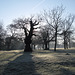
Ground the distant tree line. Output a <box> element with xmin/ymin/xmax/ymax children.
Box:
<box><xmin>0</xmin><ymin>6</ymin><xmax>75</xmax><ymax>52</ymax></box>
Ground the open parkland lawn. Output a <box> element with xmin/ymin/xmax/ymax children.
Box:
<box><xmin>0</xmin><ymin>49</ymin><xmax>75</xmax><ymax>75</ymax></box>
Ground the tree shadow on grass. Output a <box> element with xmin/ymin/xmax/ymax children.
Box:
<box><xmin>35</xmin><ymin>49</ymin><xmax>75</xmax><ymax>55</ymax></box>
<box><xmin>59</xmin><ymin>65</ymin><xmax>75</xmax><ymax>75</ymax></box>
<box><xmin>48</xmin><ymin>49</ymin><xmax>75</xmax><ymax>54</ymax></box>
<box><xmin>2</xmin><ymin>50</ymin><xmax>75</xmax><ymax>75</ymax></box>
<box><xmin>54</xmin><ymin>49</ymin><xmax>75</xmax><ymax>53</ymax></box>
<box><xmin>2</xmin><ymin>52</ymin><xmax>40</xmax><ymax>75</ymax></box>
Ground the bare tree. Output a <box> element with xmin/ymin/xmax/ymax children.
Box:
<box><xmin>42</xmin><ymin>6</ymin><xmax>64</xmax><ymax>51</ymax></box>
<box><xmin>61</xmin><ymin>14</ymin><xmax>75</xmax><ymax>49</ymax></box>
<box><xmin>10</xmin><ymin>17</ymin><xmax>40</xmax><ymax>52</ymax></box>
<box><xmin>40</xmin><ymin>26</ymin><xmax>49</xmax><ymax>50</ymax></box>
<box><xmin>0</xmin><ymin>22</ymin><xmax>6</xmax><ymax>50</ymax></box>
<box><xmin>6</xmin><ymin>24</ymin><xmax>21</xmax><ymax>50</ymax></box>
<box><xmin>39</xmin><ymin>25</ymin><xmax>54</xmax><ymax>50</ymax></box>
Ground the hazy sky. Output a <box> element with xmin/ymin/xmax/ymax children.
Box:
<box><xmin>0</xmin><ymin>0</ymin><xmax>75</xmax><ymax>27</ymax></box>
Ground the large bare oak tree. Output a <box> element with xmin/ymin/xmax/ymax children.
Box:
<box><xmin>9</xmin><ymin>17</ymin><xmax>40</xmax><ymax>52</ymax></box>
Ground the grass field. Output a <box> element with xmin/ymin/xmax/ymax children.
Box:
<box><xmin>0</xmin><ymin>49</ymin><xmax>75</xmax><ymax>75</ymax></box>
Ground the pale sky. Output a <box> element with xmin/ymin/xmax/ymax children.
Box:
<box><xmin>0</xmin><ymin>0</ymin><xmax>75</xmax><ymax>28</ymax></box>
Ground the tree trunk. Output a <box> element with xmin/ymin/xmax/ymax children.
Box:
<box><xmin>54</xmin><ymin>36</ymin><xmax>57</xmax><ymax>51</ymax></box>
<box><xmin>33</xmin><ymin>44</ymin><xmax>35</xmax><ymax>50</ymax></box>
<box><xmin>64</xmin><ymin>37</ymin><xmax>68</xmax><ymax>49</ymax></box>
<box><xmin>68</xmin><ymin>35</ymin><xmax>71</xmax><ymax>48</ymax></box>
<box><xmin>42</xmin><ymin>44</ymin><xmax>44</xmax><ymax>50</ymax></box>
<box><xmin>47</xmin><ymin>42</ymin><xmax>49</xmax><ymax>50</ymax></box>
<box><xmin>64</xmin><ymin>36</ymin><xmax>66</xmax><ymax>49</ymax></box>
<box><xmin>64</xmin><ymin>42</ymin><xmax>66</xmax><ymax>49</ymax></box>
<box><xmin>54</xmin><ymin>28</ymin><xmax>57</xmax><ymax>51</ymax></box>
<box><xmin>24</xmin><ymin>44</ymin><xmax>32</xmax><ymax>52</ymax></box>
<box><xmin>44</xmin><ymin>42</ymin><xmax>49</xmax><ymax>50</ymax></box>
<box><xmin>44</xmin><ymin>43</ymin><xmax>47</xmax><ymax>50</ymax></box>
<box><xmin>24</xmin><ymin>37</ymin><xmax>32</xmax><ymax>52</ymax></box>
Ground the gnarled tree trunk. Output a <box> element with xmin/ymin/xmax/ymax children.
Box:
<box><xmin>24</xmin><ymin>36</ymin><xmax>32</xmax><ymax>52</ymax></box>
